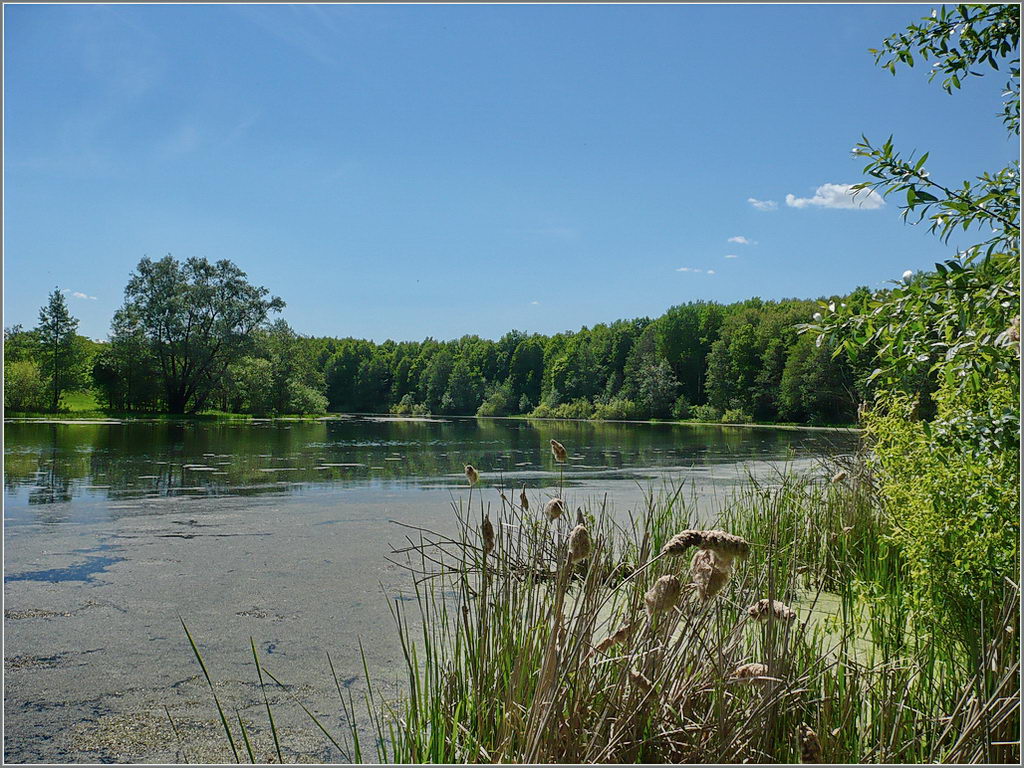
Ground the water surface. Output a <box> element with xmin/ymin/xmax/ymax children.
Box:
<box><xmin>3</xmin><ymin>416</ymin><xmax>857</xmax><ymax>762</ymax></box>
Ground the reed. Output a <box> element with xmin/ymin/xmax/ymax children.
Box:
<box><xmin>355</xmin><ymin>455</ymin><xmax>1019</xmax><ymax>763</ymax></box>
<box><xmin>185</xmin><ymin>448</ymin><xmax>1019</xmax><ymax>764</ymax></box>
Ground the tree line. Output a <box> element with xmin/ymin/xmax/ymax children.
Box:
<box><xmin>4</xmin><ymin>254</ymin><xmax>873</xmax><ymax>425</ymax></box>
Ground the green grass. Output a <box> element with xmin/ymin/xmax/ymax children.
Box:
<box><xmin>61</xmin><ymin>389</ymin><xmax>103</xmax><ymax>412</ymax></box>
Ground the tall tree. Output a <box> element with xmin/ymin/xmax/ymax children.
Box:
<box><xmin>119</xmin><ymin>256</ymin><xmax>284</xmax><ymax>413</ymax></box>
<box><xmin>35</xmin><ymin>288</ymin><xmax>84</xmax><ymax>411</ymax></box>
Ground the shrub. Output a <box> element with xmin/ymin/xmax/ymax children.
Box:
<box><xmin>671</xmin><ymin>394</ymin><xmax>691</xmax><ymax>419</ymax></box>
<box><xmin>530</xmin><ymin>398</ymin><xmax>594</xmax><ymax>420</ymax></box>
<box><xmin>392</xmin><ymin>393</ymin><xmax>428</xmax><ymax>415</ymax></box>
<box><xmin>592</xmin><ymin>398</ymin><xmax>642</xmax><ymax>421</ymax></box>
<box><xmin>690</xmin><ymin>404</ymin><xmax>721</xmax><ymax>422</ymax></box>
<box><xmin>476</xmin><ymin>383</ymin><xmax>514</xmax><ymax>417</ymax></box>
<box><xmin>867</xmin><ymin>382</ymin><xmax>1019</xmax><ymax>645</ymax></box>
<box><xmin>3</xmin><ymin>360</ymin><xmax>48</xmax><ymax>412</ymax></box>
<box><xmin>721</xmin><ymin>407</ymin><xmax>753</xmax><ymax>424</ymax></box>
<box><xmin>286</xmin><ymin>381</ymin><xmax>328</xmax><ymax>414</ymax></box>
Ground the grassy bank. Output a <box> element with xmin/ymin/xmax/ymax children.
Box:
<box><xmin>185</xmin><ymin>448</ymin><xmax>1017</xmax><ymax>764</ymax></box>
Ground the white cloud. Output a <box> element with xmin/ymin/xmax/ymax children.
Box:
<box><xmin>747</xmin><ymin>198</ymin><xmax>778</xmax><ymax>211</ymax></box>
<box><xmin>724</xmin><ymin>254</ymin><xmax>739</xmax><ymax>259</ymax></box>
<box><xmin>727</xmin><ymin>236</ymin><xmax>755</xmax><ymax>245</ymax></box>
<box><xmin>72</xmin><ymin>291</ymin><xmax>97</xmax><ymax>300</ymax></box>
<box><xmin>530</xmin><ymin>300</ymin><xmax>540</xmax><ymax>305</ymax></box>
<box><xmin>676</xmin><ymin>267</ymin><xmax>716</xmax><ymax>274</ymax></box>
<box><xmin>785</xmin><ymin>183</ymin><xmax>885</xmax><ymax>210</ymax></box>
<box><xmin>706</xmin><ymin>269</ymin><xmax>716</xmax><ymax>275</ymax></box>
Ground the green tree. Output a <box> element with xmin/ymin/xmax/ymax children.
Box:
<box><xmin>118</xmin><ymin>256</ymin><xmax>285</xmax><ymax>413</ymax></box>
<box><xmin>442</xmin><ymin>357</ymin><xmax>486</xmax><ymax>414</ymax></box>
<box><xmin>93</xmin><ymin>307</ymin><xmax>161</xmax><ymax>411</ymax></box>
<box><xmin>816</xmin><ymin>4</ymin><xmax>1019</xmax><ymax>644</ymax></box>
<box><xmin>35</xmin><ymin>288</ymin><xmax>87</xmax><ymax>411</ymax></box>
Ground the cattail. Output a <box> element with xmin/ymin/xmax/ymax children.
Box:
<box><xmin>519</xmin><ymin>485</ymin><xmax>529</xmax><ymax>511</ymax></box>
<box><xmin>645</xmin><ymin>575</ymin><xmax>682</xmax><ymax>618</ymax></box>
<box><xmin>662</xmin><ymin>529</ymin><xmax>750</xmax><ymax>563</ymax></box>
<box><xmin>731</xmin><ymin>662</ymin><xmax>768</xmax><ymax>683</ymax></box>
<box><xmin>798</xmin><ymin>724</ymin><xmax>822</xmax><ymax>763</ymax></box>
<box><xmin>628</xmin><ymin>667</ymin><xmax>652</xmax><ymax>695</ymax></box>
<box><xmin>543</xmin><ymin>498</ymin><xmax>565</xmax><ymax>520</ymax></box>
<box><xmin>465</xmin><ymin>464</ymin><xmax>479</xmax><ymax>486</ymax></box>
<box><xmin>831</xmin><ymin>470</ymin><xmax>847</xmax><ymax>484</ymax></box>
<box><xmin>575</xmin><ymin>507</ymin><xmax>585</xmax><ymax>526</ymax></box>
<box><xmin>481</xmin><ymin>515</ymin><xmax>495</xmax><ymax>556</ymax></box>
<box><xmin>567</xmin><ymin>523</ymin><xmax>591</xmax><ymax>565</ymax></box>
<box><xmin>550</xmin><ymin>439</ymin><xmax>567</xmax><ymax>463</ymax></box>
<box><xmin>592</xmin><ymin>620</ymin><xmax>640</xmax><ymax>655</ymax></box>
<box><xmin>690</xmin><ymin>549</ymin><xmax>731</xmax><ymax>599</ymax></box>
<box><xmin>747</xmin><ymin>598</ymin><xmax>797</xmax><ymax>622</ymax></box>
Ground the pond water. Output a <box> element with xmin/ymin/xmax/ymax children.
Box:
<box><xmin>3</xmin><ymin>416</ymin><xmax>858</xmax><ymax>763</ymax></box>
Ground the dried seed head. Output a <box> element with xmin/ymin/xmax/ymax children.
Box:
<box><xmin>690</xmin><ymin>549</ymin><xmax>732</xmax><ymax>599</ymax></box>
<box><xmin>575</xmin><ymin>507</ymin><xmax>585</xmax><ymax>526</ymax></box>
<box><xmin>593</xmin><ymin>619</ymin><xmax>640</xmax><ymax>655</ymax></box>
<box><xmin>519</xmin><ymin>485</ymin><xmax>529</xmax><ymax>511</ymax></box>
<box><xmin>731</xmin><ymin>662</ymin><xmax>769</xmax><ymax>683</ymax></box>
<box><xmin>831</xmin><ymin>470</ymin><xmax>847</xmax><ymax>484</ymax></box>
<box><xmin>567</xmin><ymin>523</ymin><xmax>592</xmax><ymax>565</ymax></box>
<box><xmin>662</xmin><ymin>529</ymin><xmax>750</xmax><ymax>561</ymax></box>
<box><xmin>481</xmin><ymin>515</ymin><xmax>495</xmax><ymax>556</ymax></box>
<box><xmin>841</xmin><ymin>525</ymin><xmax>854</xmax><ymax>534</ymax></box>
<box><xmin>628</xmin><ymin>667</ymin><xmax>652</xmax><ymax>695</ymax></box>
<box><xmin>747</xmin><ymin>599</ymin><xmax>797</xmax><ymax>622</ymax></box>
<box><xmin>550</xmin><ymin>439</ymin><xmax>567</xmax><ymax>463</ymax></box>
<box><xmin>544</xmin><ymin>498</ymin><xmax>565</xmax><ymax>521</ymax></box>
<box><xmin>645</xmin><ymin>574</ymin><xmax>682</xmax><ymax>618</ymax></box>
<box><xmin>464</xmin><ymin>464</ymin><xmax>479</xmax><ymax>486</ymax></box>
<box><xmin>798</xmin><ymin>724</ymin><xmax>822</xmax><ymax>763</ymax></box>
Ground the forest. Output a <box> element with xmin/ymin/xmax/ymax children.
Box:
<box><xmin>5</xmin><ymin>265</ymin><xmax>876</xmax><ymax>425</ymax></box>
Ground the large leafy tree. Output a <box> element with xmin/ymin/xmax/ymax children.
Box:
<box><xmin>35</xmin><ymin>288</ymin><xmax>87</xmax><ymax>411</ymax></box>
<box><xmin>118</xmin><ymin>256</ymin><xmax>284</xmax><ymax>414</ymax></box>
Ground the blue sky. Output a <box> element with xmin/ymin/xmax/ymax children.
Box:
<box><xmin>4</xmin><ymin>3</ymin><xmax>1016</xmax><ymax>342</ymax></box>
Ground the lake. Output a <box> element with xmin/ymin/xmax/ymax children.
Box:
<box><xmin>3</xmin><ymin>416</ymin><xmax>858</xmax><ymax>763</ymax></box>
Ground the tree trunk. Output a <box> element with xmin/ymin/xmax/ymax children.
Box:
<box><xmin>166</xmin><ymin>391</ymin><xmax>187</xmax><ymax>414</ymax></box>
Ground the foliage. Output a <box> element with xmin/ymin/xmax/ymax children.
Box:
<box><xmin>34</xmin><ymin>288</ymin><xmax>89</xmax><ymax>411</ymax></box>
<box><xmin>117</xmin><ymin>255</ymin><xmax>285</xmax><ymax>414</ymax></box>
<box><xmin>3</xmin><ymin>360</ymin><xmax>48</xmax><ymax>412</ymax></box>
<box><xmin>92</xmin><ymin>306</ymin><xmax>161</xmax><ymax>412</ymax></box>
<box><xmin>721</xmin><ymin>407</ymin><xmax>753</xmax><ymax>424</ymax></box>
<box><xmin>530</xmin><ymin>398</ymin><xmax>595</xmax><ymax>420</ymax></box>
<box><xmin>690</xmin><ymin>403</ymin><xmax>721</xmax><ymax>422</ymax></box>
<box><xmin>476</xmin><ymin>382</ymin><xmax>515</xmax><ymax>417</ymax></box>
<box><xmin>671</xmin><ymin>393</ymin><xmax>691</xmax><ymax>419</ymax></box>
<box><xmin>815</xmin><ymin>3</ymin><xmax>1020</xmax><ymax>643</ymax></box>
<box><xmin>591</xmin><ymin>397</ymin><xmax>643</xmax><ymax>421</ymax></box>
<box><xmin>870</xmin><ymin>4</ymin><xmax>1020</xmax><ymax>133</ymax></box>
<box><xmin>865</xmin><ymin>384</ymin><xmax>1019</xmax><ymax>647</ymax></box>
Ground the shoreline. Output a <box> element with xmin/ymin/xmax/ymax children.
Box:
<box><xmin>4</xmin><ymin>410</ymin><xmax>863</xmax><ymax>433</ymax></box>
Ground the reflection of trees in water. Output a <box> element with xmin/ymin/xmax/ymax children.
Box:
<box><xmin>3</xmin><ymin>418</ymin><xmax>859</xmax><ymax>504</ymax></box>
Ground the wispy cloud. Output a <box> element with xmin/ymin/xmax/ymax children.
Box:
<box><xmin>676</xmin><ymin>267</ymin><xmax>716</xmax><ymax>275</ymax></box>
<box><xmin>72</xmin><ymin>291</ymin><xmax>97</xmax><ymax>300</ymax></box>
<box><xmin>724</xmin><ymin>254</ymin><xmax>739</xmax><ymax>259</ymax></box>
<box><xmin>727</xmin><ymin>235</ymin><xmax>755</xmax><ymax>245</ymax></box>
<box><xmin>747</xmin><ymin>197</ymin><xmax>778</xmax><ymax>211</ymax></box>
<box><xmin>785</xmin><ymin>183</ymin><xmax>885</xmax><ymax>210</ymax></box>
<box><xmin>531</xmin><ymin>300</ymin><xmax>541</xmax><ymax>305</ymax></box>
<box><xmin>706</xmin><ymin>269</ymin><xmax>716</xmax><ymax>275</ymax></box>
